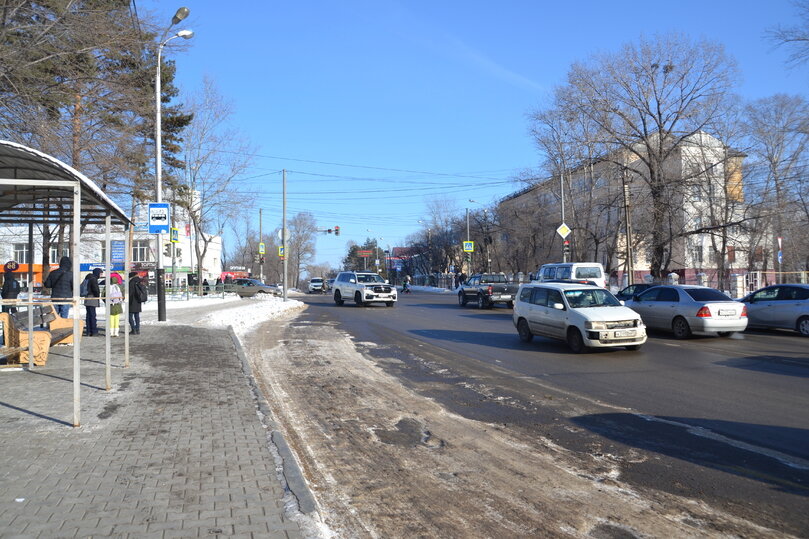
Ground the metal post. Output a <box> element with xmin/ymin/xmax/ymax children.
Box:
<box><xmin>104</xmin><ymin>215</ymin><xmax>111</xmax><ymax>390</ymax></box>
<box><xmin>561</xmin><ymin>168</ymin><xmax>567</xmax><ymax>263</ymax></box>
<box><xmin>27</xmin><ymin>223</ymin><xmax>34</xmax><ymax>370</ymax></box>
<box><xmin>282</xmin><ymin>169</ymin><xmax>288</xmax><ymax>301</ymax></box>
<box><xmin>259</xmin><ymin>208</ymin><xmax>264</xmax><ymax>282</ymax></box>
<box><xmin>155</xmin><ymin>38</ymin><xmax>167</xmax><ymax>322</ymax></box>
<box><xmin>124</xmin><ymin>225</ymin><xmax>131</xmax><ymax>368</ymax></box>
<box><xmin>72</xmin><ymin>184</ymin><xmax>81</xmax><ymax>427</ymax></box>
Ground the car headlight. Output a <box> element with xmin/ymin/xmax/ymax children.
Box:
<box><xmin>585</xmin><ymin>321</ymin><xmax>607</xmax><ymax>330</ymax></box>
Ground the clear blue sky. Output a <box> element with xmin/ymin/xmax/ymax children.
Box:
<box><xmin>141</xmin><ymin>0</ymin><xmax>806</xmax><ymax>270</ymax></box>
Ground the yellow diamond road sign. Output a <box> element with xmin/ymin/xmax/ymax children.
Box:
<box><xmin>556</xmin><ymin>223</ymin><xmax>571</xmax><ymax>239</ymax></box>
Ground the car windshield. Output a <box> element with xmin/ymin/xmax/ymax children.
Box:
<box><xmin>357</xmin><ymin>274</ymin><xmax>385</xmax><ymax>283</ymax></box>
<box><xmin>481</xmin><ymin>274</ymin><xmax>506</xmax><ymax>283</ymax></box>
<box><xmin>685</xmin><ymin>288</ymin><xmax>732</xmax><ymax>302</ymax></box>
<box><xmin>563</xmin><ymin>288</ymin><xmax>621</xmax><ymax>308</ymax></box>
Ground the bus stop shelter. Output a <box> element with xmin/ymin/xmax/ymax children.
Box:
<box><xmin>0</xmin><ymin>139</ymin><xmax>133</xmax><ymax>426</ymax></box>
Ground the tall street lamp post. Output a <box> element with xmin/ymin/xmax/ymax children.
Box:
<box><xmin>155</xmin><ymin>7</ymin><xmax>193</xmax><ymax>321</ymax></box>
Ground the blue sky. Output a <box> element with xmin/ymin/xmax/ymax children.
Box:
<box><xmin>142</xmin><ymin>0</ymin><xmax>807</xmax><ymax>269</ymax></box>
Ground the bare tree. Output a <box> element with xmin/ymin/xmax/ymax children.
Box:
<box><xmin>287</xmin><ymin>213</ymin><xmax>318</xmax><ymax>288</ymax></box>
<box><xmin>171</xmin><ymin>78</ymin><xmax>255</xmax><ymax>292</ymax></box>
<box><xmin>557</xmin><ymin>34</ymin><xmax>739</xmax><ymax>279</ymax></box>
<box><xmin>768</xmin><ymin>0</ymin><xmax>809</xmax><ymax>67</ymax></box>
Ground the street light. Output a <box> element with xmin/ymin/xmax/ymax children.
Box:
<box><xmin>155</xmin><ymin>7</ymin><xmax>193</xmax><ymax>322</ymax></box>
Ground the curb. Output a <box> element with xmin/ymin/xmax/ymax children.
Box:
<box><xmin>228</xmin><ymin>326</ymin><xmax>318</xmax><ymax>515</ymax></box>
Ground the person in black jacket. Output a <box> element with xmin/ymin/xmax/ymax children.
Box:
<box><xmin>83</xmin><ymin>268</ymin><xmax>103</xmax><ymax>336</ymax></box>
<box><xmin>43</xmin><ymin>256</ymin><xmax>72</xmax><ymax>318</ymax></box>
<box><xmin>128</xmin><ymin>272</ymin><xmax>144</xmax><ymax>335</ymax></box>
<box><xmin>1</xmin><ymin>261</ymin><xmax>21</xmax><ymax>313</ymax></box>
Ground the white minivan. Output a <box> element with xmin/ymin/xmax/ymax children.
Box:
<box><xmin>533</xmin><ymin>262</ymin><xmax>606</xmax><ymax>288</ymax></box>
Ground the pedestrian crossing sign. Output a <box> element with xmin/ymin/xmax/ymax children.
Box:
<box><xmin>278</xmin><ymin>246</ymin><xmax>285</xmax><ymax>257</ymax></box>
<box><xmin>463</xmin><ymin>241</ymin><xmax>475</xmax><ymax>252</ymax></box>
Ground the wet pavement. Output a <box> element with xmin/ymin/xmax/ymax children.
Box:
<box><xmin>0</xmin><ymin>325</ymin><xmax>306</xmax><ymax>538</ymax></box>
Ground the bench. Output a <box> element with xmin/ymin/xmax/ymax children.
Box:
<box><xmin>0</xmin><ymin>304</ymin><xmax>84</xmax><ymax>366</ymax></box>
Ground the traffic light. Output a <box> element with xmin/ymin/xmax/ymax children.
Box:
<box><xmin>563</xmin><ymin>240</ymin><xmax>570</xmax><ymax>254</ymax></box>
<box><xmin>260</xmin><ymin>256</ymin><xmax>265</xmax><ymax>264</ymax></box>
<box><xmin>334</xmin><ymin>225</ymin><xmax>340</xmax><ymax>236</ymax></box>
<box><xmin>327</xmin><ymin>228</ymin><xmax>333</xmax><ymax>234</ymax></box>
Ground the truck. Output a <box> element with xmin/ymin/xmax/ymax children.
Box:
<box><xmin>457</xmin><ymin>273</ymin><xmax>521</xmax><ymax>309</ymax></box>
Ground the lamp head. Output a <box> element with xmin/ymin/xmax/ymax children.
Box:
<box><xmin>172</xmin><ymin>7</ymin><xmax>190</xmax><ymax>25</ymax></box>
<box><xmin>177</xmin><ymin>29</ymin><xmax>194</xmax><ymax>39</ymax></box>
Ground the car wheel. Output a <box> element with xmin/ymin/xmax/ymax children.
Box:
<box><xmin>797</xmin><ymin>316</ymin><xmax>809</xmax><ymax>337</ymax></box>
<box><xmin>477</xmin><ymin>294</ymin><xmax>487</xmax><ymax>309</ymax></box>
<box><xmin>354</xmin><ymin>291</ymin><xmax>364</xmax><ymax>306</ymax></box>
<box><xmin>567</xmin><ymin>327</ymin><xmax>586</xmax><ymax>353</ymax></box>
<box><xmin>717</xmin><ymin>331</ymin><xmax>734</xmax><ymax>337</ymax></box>
<box><xmin>672</xmin><ymin>316</ymin><xmax>692</xmax><ymax>339</ymax></box>
<box><xmin>257</xmin><ymin>290</ymin><xmax>267</xmax><ymax>295</ymax></box>
<box><xmin>334</xmin><ymin>290</ymin><xmax>344</xmax><ymax>306</ymax></box>
<box><xmin>385</xmin><ymin>301</ymin><xmax>394</xmax><ymax>307</ymax></box>
<box><xmin>458</xmin><ymin>293</ymin><xmax>467</xmax><ymax>307</ymax></box>
<box><xmin>517</xmin><ymin>319</ymin><xmax>533</xmax><ymax>343</ymax></box>
<box><xmin>625</xmin><ymin>344</ymin><xmax>642</xmax><ymax>351</ymax></box>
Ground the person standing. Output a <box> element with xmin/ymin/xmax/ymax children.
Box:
<box><xmin>44</xmin><ymin>256</ymin><xmax>72</xmax><ymax>318</ymax></box>
<box><xmin>128</xmin><ymin>272</ymin><xmax>144</xmax><ymax>335</ymax></box>
<box><xmin>107</xmin><ymin>275</ymin><xmax>124</xmax><ymax>337</ymax></box>
<box><xmin>83</xmin><ymin>268</ymin><xmax>102</xmax><ymax>336</ymax></box>
<box><xmin>1</xmin><ymin>261</ymin><xmax>21</xmax><ymax>313</ymax></box>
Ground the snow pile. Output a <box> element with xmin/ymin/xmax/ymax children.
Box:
<box><xmin>192</xmin><ymin>295</ymin><xmax>305</xmax><ymax>338</ymax></box>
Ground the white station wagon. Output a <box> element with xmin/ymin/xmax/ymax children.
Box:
<box><xmin>513</xmin><ymin>282</ymin><xmax>646</xmax><ymax>353</ymax></box>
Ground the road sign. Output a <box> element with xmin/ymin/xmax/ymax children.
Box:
<box><xmin>556</xmin><ymin>223</ymin><xmax>571</xmax><ymax>239</ymax></box>
<box><xmin>148</xmin><ymin>203</ymin><xmax>170</xmax><ymax>234</ymax></box>
<box><xmin>258</xmin><ymin>242</ymin><xmax>265</xmax><ymax>255</ymax></box>
<box><xmin>278</xmin><ymin>246</ymin><xmax>285</xmax><ymax>257</ymax></box>
<box><xmin>170</xmin><ymin>227</ymin><xmax>179</xmax><ymax>243</ymax></box>
<box><xmin>463</xmin><ymin>241</ymin><xmax>475</xmax><ymax>253</ymax></box>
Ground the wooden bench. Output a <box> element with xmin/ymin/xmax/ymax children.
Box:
<box><xmin>0</xmin><ymin>304</ymin><xmax>84</xmax><ymax>366</ymax></box>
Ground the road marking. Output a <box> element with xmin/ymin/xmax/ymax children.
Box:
<box><xmin>636</xmin><ymin>414</ymin><xmax>809</xmax><ymax>470</ymax></box>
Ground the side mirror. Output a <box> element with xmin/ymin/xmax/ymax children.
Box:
<box><xmin>552</xmin><ymin>302</ymin><xmax>565</xmax><ymax>310</ymax></box>
<box><xmin>619</xmin><ymin>300</ymin><xmax>626</xmax><ymax>306</ymax></box>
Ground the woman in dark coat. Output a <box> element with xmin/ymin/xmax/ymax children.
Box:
<box><xmin>83</xmin><ymin>268</ymin><xmax>102</xmax><ymax>336</ymax></box>
<box><xmin>44</xmin><ymin>256</ymin><xmax>72</xmax><ymax>318</ymax></box>
<box><xmin>128</xmin><ymin>272</ymin><xmax>144</xmax><ymax>335</ymax></box>
<box><xmin>1</xmin><ymin>261</ymin><xmax>21</xmax><ymax>313</ymax></box>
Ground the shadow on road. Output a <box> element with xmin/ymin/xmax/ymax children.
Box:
<box><xmin>715</xmin><ymin>355</ymin><xmax>809</xmax><ymax>378</ymax></box>
<box><xmin>572</xmin><ymin>412</ymin><xmax>809</xmax><ymax>496</ymax></box>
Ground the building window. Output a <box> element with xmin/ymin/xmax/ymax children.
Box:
<box><xmin>691</xmin><ymin>246</ymin><xmax>703</xmax><ymax>265</ymax></box>
<box><xmin>13</xmin><ymin>243</ymin><xmax>30</xmax><ymax>264</ymax></box>
<box><xmin>49</xmin><ymin>244</ymin><xmax>69</xmax><ymax>261</ymax></box>
<box><xmin>691</xmin><ymin>184</ymin><xmax>702</xmax><ymax>202</ymax></box>
<box><xmin>132</xmin><ymin>239</ymin><xmax>151</xmax><ymax>262</ymax></box>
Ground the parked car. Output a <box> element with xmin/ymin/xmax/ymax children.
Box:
<box><xmin>614</xmin><ymin>283</ymin><xmax>654</xmax><ymax>301</ymax></box>
<box><xmin>624</xmin><ymin>285</ymin><xmax>747</xmax><ymax>339</ymax></box>
<box><xmin>513</xmin><ymin>282</ymin><xmax>646</xmax><ymax>353</ymax></box>
<box><xmin>531</xmin><ymin>262</ymin><xmax>607</xmax><ymax>288</ymax></box>
<box><xmin>232</xmin><ymin>278</ymin><xmax>281</xmax><ymax>298</ymax></box>
<box><xmin>333</xmin><ymin>271</ymin><xmax>397</xmax><ymax>307</ymax></box>
<box><xmin>739</xmin><ymin>284</ymin><xmax>809</xmax><ymax>336</ymax></box>
<box><xmin>458</xmin><ymin>273</ymin><xmax>520</xmax><ymax>309</ymax></box>
<box><xmin>308</xmin><ymin>278</ymin><xmax>324</xmax><ymax>293</ymax></box>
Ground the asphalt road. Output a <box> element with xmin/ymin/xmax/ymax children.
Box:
<box><xmin>301</xmin><ymin>289</ymin><xmax>809</xmax><ymax>535</ymax></box>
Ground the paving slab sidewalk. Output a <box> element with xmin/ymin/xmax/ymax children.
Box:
<box><xmin>0</xmin><ymin>325</ymin><xmax>305</xmax><ymax>538</ymax></box>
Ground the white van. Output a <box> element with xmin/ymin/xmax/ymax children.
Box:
<box><xmin>532</xmin><ymin>262</ymin><xmax>607</xmax><ymax>288</ymax></box>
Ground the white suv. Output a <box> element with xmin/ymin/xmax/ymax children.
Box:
<box><xmin>308</xmin><ymin>278</ymin><xmax>324</xmax><ymax>293</ymax></box>
<box><xmin>333</xmin><ymin>271</ymin><xmax>397</xmax><ymax>307</ymax></box>
<box><xmin>513</xmin><ymin>282</ymin><xmax>646</xmax><ymax>353</ymax></box>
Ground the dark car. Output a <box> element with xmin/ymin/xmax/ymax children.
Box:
<box><xmin>231</xmin><ymin>278</ymin><xmax>280</xmax><ymax>298</ymax></box>
<box><xmin>615</xmin><ymin>283</ymin><xmax>654</xmax><ymax>301</ymax></box>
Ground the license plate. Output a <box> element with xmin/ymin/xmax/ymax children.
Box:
<box><xmin>718</xmin><ymin>309</ymin><xmax>735</xmax><ymax>316</ymax></box>
<box><xmin>614</xmin><ymin>329</ymin><xmax>636</xmax><ymax>337</ymax></box>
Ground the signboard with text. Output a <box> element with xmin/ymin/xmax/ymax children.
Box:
<box><xmin>148</xmin><ymin>203</ymin><xmax>170</xmax><ymax>234</ymax></box>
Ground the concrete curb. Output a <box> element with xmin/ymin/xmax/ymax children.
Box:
<box><xmin>228</xmin><ymin>326</ymin><xmax>318</xmax><ymax>515</ymax></box>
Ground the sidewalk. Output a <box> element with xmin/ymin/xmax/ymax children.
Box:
<box><xmin>0</xmin><ymin>324</ymin><xmax>306</xmax><ymax>538</ymax></box>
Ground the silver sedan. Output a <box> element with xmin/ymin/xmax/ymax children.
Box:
<box><xmin>740</xmin><ymin>284</ymin><xmax>809</xmax><ymax>336</ymax></box>
<box><xmin>624</xmin><ymin>285</ymin><xmax>747</xmax><ymax>339</ymax></box>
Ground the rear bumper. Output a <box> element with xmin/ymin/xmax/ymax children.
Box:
<box><xmin>689</xmin><ymin>317</ymin><xmax>748</xmax><ymax>333</ymax></box>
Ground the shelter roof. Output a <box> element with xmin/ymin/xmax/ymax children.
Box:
<box><xmin>0</xmin><ymin>140</ymin><xmax>131</xmax><ymax>226</ymax></box>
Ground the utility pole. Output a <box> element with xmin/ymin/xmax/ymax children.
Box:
<box><xmin>259</xmin><ymin>208</ymin><xmax>264</xmax><ymax>282</ymax></box>
<box><xmin>282</xmin><ymin>169</ymin><xmax>288</xmax><ymax>301</ymax></box>
<box><xmin>622</xmin><ymin>167</ymin><xmax>634</xmax><ymax>286</ymax></box>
